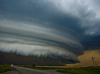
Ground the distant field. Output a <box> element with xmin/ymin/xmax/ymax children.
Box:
<box><xmin>33</xmin><ymin>66</ymin><xmax>64</xmax><ymax>70</ymax></box>
<box><xmin>57</xmin><ymin>66</ymin><xmax>100</xmax><ymax>74</ymax></box>
<box><xmin>31</xmin><ymin>66</ymin><xmax>100</xmax><ymax>74</ymax></box>
<box><xmin>0</xmin><ymin>64</ymin><xmax>100</xmax><ymax>74</ymax></box>
<box><xmin>0</xmin><ymin>64</ymin><xmax>11</xmax><ymax>73</ymax></box>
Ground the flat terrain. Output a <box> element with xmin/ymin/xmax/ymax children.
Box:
<box><xmin>57</xmin><ymin>66</ymin><xmax>100</xmax><ymax>74</ymax></box>
<box><xmin>0</xmin><ymin>66</ymin><xmax>63</xmax><ymax>74</ymax></box>
<box><xmin>0</xmin><ymin>65</ymin><xmax>100</xmax><ymax>74</ymax></box>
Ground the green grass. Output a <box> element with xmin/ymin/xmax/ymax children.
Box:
<box><xmin>32</xmin><ymin>66</ymin><xmax>64</xmax><ymax>70</ymax></box>
<box><xmin>20</xmin><ymin>65</ymin><xmax>100</xmax><ymax>74</ymax></box>
<box><xmin>30</xmin><ymin>66</ymin><xmax>100</xmax><ymax>74</ymax></box>
<box><xmin>21</xmin><ymin>65</ymin><xmax>64</xmax><ymax>70</ymax></box>
<box><xmin>56</xmin><ymin>66</ymin><xmax>100</xmax><ymax>74</ymax></box>
<box><xmin>0</xmin><ymin>64</ymin><xmax>12</xmax><ymax>73</ymax></box>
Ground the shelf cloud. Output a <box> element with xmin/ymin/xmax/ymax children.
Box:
<box><xmin>0</xmin><ymin>0</ymin><xmax>100</xmax><ymax>63</ymax></box>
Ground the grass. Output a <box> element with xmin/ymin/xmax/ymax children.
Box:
<box><xmin>20</xmin><ymin>65</ymin><xmax>64</xmax><ymax>70</ymax></box>
<box><xmin>29</xmin><ymin>65</ymin><xmax>100</xmax><ymax>74</ymax></box>
<box><xmin>0</xmin><ymin>64</ymin><xmax>12</xmax><ymax>73</ymax></box>
<box><xmin>56</xmin><ymin>66</ymin><xmax>100</xmax><ymax>74</ymax></box>
<box><xmin>19</xmin><ymin>65</ymin><xmax>100</xmax><ymax>74</ymax></box>
<box><xmin>32</xmin><ymin>66</ymin><xmax>64</xmax><ymax>70</ymax></box>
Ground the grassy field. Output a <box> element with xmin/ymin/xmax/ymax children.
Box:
<box><xmin>0</xmin><ymin>64</ymin><xmax>100</xmax><ymax>74</ymax></box>
<box><xmin>56</xmin><ymin>66</ymin><xmax>100</xmax><ymax>74</ymax></box>
<box><xmin>32</xmin><ymin>66</ymin><xmax>66</xmax><ymax>70</ymax></box>
<box><xmin>31</xmin><ymin>66</ymin><xmax>100</xmax><ymax>74</ymax></box>
<box><xmin>0</xmin><ymin>64</ymin><xmax>12</xmax><ymax>73</ymax></box>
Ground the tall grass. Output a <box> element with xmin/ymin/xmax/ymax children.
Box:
<box><xmin>0</xmin><ymin>64</ymin><xmax>12</xmax><ymax>73</ymax></box>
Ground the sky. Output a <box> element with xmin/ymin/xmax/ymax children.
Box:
<box><xmin>0</xmin><ymin>0</ymin><xmax>100</xmax><ymax>63</ymax></box>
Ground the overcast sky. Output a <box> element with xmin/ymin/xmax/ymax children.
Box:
<box><xmin>0</xmin><ymin>0</ymin><xmax>100</xmax><ymax>62</ymax></box>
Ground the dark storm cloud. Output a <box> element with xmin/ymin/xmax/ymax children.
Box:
<box><xmin>0</xmin><ymin>0</ymin><xmax>83</xmax><ymax>34</ymax></box>
<box><xmin>81</xmin><ymin>35</ymin><xmax>100</xmax><ymax>49</ymax></box>
<box><xmin>0</xmin><ymin>0</ymin><xmax>100</xmax><ymax>63</ymax></box>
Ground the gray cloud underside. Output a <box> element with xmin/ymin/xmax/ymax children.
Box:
<box><xmin>0</xmin><ymin>0</ymin><xmax>100</xmax><ymax>62</ymax></box>
<box><xmin>0</xmin><ymin>19</ymin><xmax>82</xmax><ymax>55</ymax></box>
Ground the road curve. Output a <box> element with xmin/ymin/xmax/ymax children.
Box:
<box><xmin>0</xmin><ymin>66</ymin><xmax>63</xmax><ymax>74</ymax></box>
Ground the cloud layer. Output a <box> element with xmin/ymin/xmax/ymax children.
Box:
<box><xmin>0</xmin><ymin>0</ymin><xmax>100</xmax><ymax>63</ymax></box>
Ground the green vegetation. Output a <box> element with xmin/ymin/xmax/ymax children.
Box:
<box><xmin>20</xmin><ymin>65</ymin><xmax>63</xmax><ymax>70</ymax></box>
<box><xmin>0</xmin><ymin>64</ymin><xmax>12</xmax><ymax>73</ymax></box>
<box><xmin>32</xmin><ymin>66</ymin><xmax>65</xmax><ymax>70</ymax></box>
<box><xmin>20</xmin><ymin>65</ymin><xmax>100</xmax><ymax>74</ymax></box>
<box><xmin>57</xmin><ymin>66</ymin><xmax>100</xmax><ymax>74</ymax></box>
